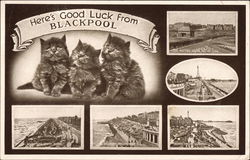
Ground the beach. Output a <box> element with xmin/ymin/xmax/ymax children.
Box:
<box><xmin>14</xmin><ymin>118</ymin><xmax>48</xmax><ymax>145</ymax></box>
<box><xmin>204</xmin><ymin>121</ymin><xmax>237</xmax><ymax>148</ymax></box>
<box><xmin>92</xmin><ymin>120</ymin><xmax>113</xmax><ymax>147</ymax></box>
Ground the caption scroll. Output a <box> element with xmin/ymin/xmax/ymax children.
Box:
<box><xmin>11</xmin><ymin>9</ymin><xmax>160</xmax><ymax>53</ymax></box>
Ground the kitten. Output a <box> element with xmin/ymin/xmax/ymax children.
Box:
<box><xmin>18</xmin><ymin>35</ymin><xmax>69</xmax><ymax>97</ymax></box>
<box><xmin>100</xmin><ymin>34</ymin><xmax>145</xmax><ymax>100</ymax></box>
<box><xmin>69</xmin><ymin>40</ymin><xmax>101</xmax><ymax>99</ymax></box>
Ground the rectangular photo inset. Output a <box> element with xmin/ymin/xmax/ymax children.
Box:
<box><xmin>90</xmin><ymin>105</ymin><xmax>162</xmax><ymax>150</ymax></box>
<box><xmin>167</xmin><ymin>11</ymin><xmax>238</xmax><ymax>55</ymax></box>
<box><xmin>168</xmin><ymin>105</ymin><xmax>239</xmax><ymax>150</ymax></box>
<box><xmin>12</xmin><ymin>105</ymin><xmax>84</xmax><ymax>149</ymax></box>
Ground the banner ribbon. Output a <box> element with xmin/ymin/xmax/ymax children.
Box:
<box><xmin>11</xmin><ymin>9</ymin><xmax>160</xmax><ymax>53</ymax></box>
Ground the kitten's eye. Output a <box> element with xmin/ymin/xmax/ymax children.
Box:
<box><xmin>79</xmin><ymin>51</ymin><xmax>84</xmax><ymax>55</ymax></box>
<box><xmin>73</xmin><ymin>50</ymin><xmax>78</xmax><ymax>55</ymax></box>
<box><xmin>45</xmin><ymin>49</ymin><xmax>50</xmax><ymax>52</ymax></box>
<box><xmin>109</xmin><ymin>49</ymin><xmax>118</xmax><ymax>55</ymax></box>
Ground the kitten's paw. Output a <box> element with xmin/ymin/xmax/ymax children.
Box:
<box><xmin>100</xmin><ymin>93</ymin><xmax>107</xmax><ymax>97</ymax></box>
<box><xmin>92</xmin><ymin>95</ymin><xmax>105</xmax><ymax>101</ymax></box>
<box><xmin>43</xmin><ymin>90</ymin><xmax>51</xmax><ymax>96</ymax></box>
<box><xmin>51</xmin><ymin>90</ymin><xmax>61</xmax><ymax>97</ymax></box>
<box><xmin>72</xmin><ymin>93</ymin><xmax>82</xmax><ymax>99</ymax></box>
<box><xmin>82</xmin><ymin>95</ymin><xmax>91</xmax><ymax>100</ymax></box>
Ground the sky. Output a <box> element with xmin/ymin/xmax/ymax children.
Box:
<box><xmin>168</xmin><ymin>11</ymin><xmax>237</xmax><ymax>25</ymax></box>
<box><xmin>13</xmin><ymin>105</ymin><xmax>82</xmax><ymax>118</ymax></box>
<box><xmin>169</xmin><ymin>58</ymin><xmax>238</xmax><ymax>80</ymax></box>
<box><xmin>168</xmin><ymin>105</ymin><xmax>238</xmax><ymax>121</ymax></box>
<box><xmin>91</xmin><ymin>105</ymin><xmax>161</xmax><ymax>120</ymax></box>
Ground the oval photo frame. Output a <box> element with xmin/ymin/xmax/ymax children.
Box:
<box><xmin>166</xmin><ymin>58</ymin><xmax>238</xmax><ymax>102</ymax></box>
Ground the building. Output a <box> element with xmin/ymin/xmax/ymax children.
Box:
<box><xmin>173</xmin><ymin>22</ymin><xmax>190</xmax><ymax>29</ymax></box>
<box><xmin>142</xmin><ymin>117</ymin><xmax>159</xmax><ymax>146</ymax></box>
<box><xmin>207</xmin><ymin>24</ymin><xmax>215</xmax><ymax>30</ymax></box>
<box><xmin>214</xmin><ymin>24</ymin><xmax>224</xmax><ymax>30</ymax></box>
<box><xmin>141</xmin><ymin>111</ymin><xmax>160</xmax><ymax>146</ymax></box>
<box><xmin>223</xmin><ymin>24</ymin><xmax>234</xmax><ymax>30</ymax></box>
<box><xmin>167</xmin><ymin>71</ymin><xmax>177</xmax><ymax>84</ymax></box>
<box><xmin>170</xmin><ymin>22</ymin><xmax>196</xmax><ymax>38</ymax></box>
<box><xmin>206</xmin><ymin>24</ymin><xmax>234</xmax><ymax>31</ymax></box>
<box><xmin>176</xmin><ymin>73</ymin><xmax>187</xmax><ymax>83</ymax></box>
<box><xmin>147</xmin><ymin>111</ymin><xmax>159</xmax><ymax>127</ymax></box>
<box><xmin>142</xmin><ymin>126</ymin><xmax>159</xmax><ymax>146</ymax></box>
<box><xmin>194</xmin><ymin>28</ymin><xmax>206</xmax><ymax>37</ymax></box>
<box><xmin>58</xmin><ymin>116</ymin><xmax>81</xmax><ymax>130</ymax></box>
<box><xmin>177</xmin><ymin>26</ymin><xmax>195</xmax><ymax>37</ymax></box>
<box><xmin>170</xmin><ymin>111</ymin><xmax>193</xmax><ymax>128</ymax></box>
<box><xmin>185</xmin><ymin>74</ymin><xmax>192</xmax><ymax>80</ymax></box>
<box><xmin>138</xmin><ymin>112</ymin><xmax>147</xmax><ymax>119</ymax></box>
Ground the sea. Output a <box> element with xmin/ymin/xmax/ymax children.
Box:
<box><xmin>14</xmin><ymin>118</ymin><xmax>48</xmax><ymax>146</ymax></box>
<box><xmin>92</xmin><ymin>120</ymin><xmax>113</xmax><ymax>147</ymax></box>
<box><xmin>204</xmin><ymin>121</ymin><xmax>237</xmax><ymax>148</ymax></box>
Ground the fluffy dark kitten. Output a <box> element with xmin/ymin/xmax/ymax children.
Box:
<box><xmin>69</xmin><ymin>40</ymin><xmax>101</xmax><ymax>98</ymax></box>
<box><xmin>19</xmin><ymin>35</ymin><xmax>69</xmax><ymax>97</ymax></box>
<box><xmin>100</xmin><ymin>34</ymin><xmax>145</xmax><ymax>100</ymax></box>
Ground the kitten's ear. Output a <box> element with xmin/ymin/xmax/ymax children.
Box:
<box><xmin>94</xmin><ymin>49</ymin><xmax>101</xmax><ymax>57</ymax></box>
<box><xmin>106</xmin><ymin>33</ymin><xmax>112</xmax><ymax>43</ymax></box>
<box><xmin>61</xmin><ymin>35</ymin><xmax>66</xmax><ymax>43</ymax></box>
<box><xmin>77</xmin><ymin>40</ymin><xmax>82</xmax><ymax>47</ymax></box>
<box><xmin>40</xmin><ymin>38</ymin><xmax>45</xmax><ymax>45</ymax></box>
<box><xmin>124</xmin><ymin>41</ymin><xmax>130</xmax><ymax>48</ymax></box>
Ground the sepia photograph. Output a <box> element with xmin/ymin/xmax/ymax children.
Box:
<box><xmin>0</xmin><ymin>1</ymin><xmax>248</xmax><ymax>159</ymax></box>
<box><xmin>12</xmin><ymin>105</ymin><xmax>84</xmax><ymax>149</ymax></box>
<box><xmin>11</xmin><ymin>31</ymin><xmax>161</xmax><ymax>103</ymax></box>
<box><xmin>167</xmin><ymin>11</ymin><xmax>238</xmax><ymax>55</ymax></box>
<box><xmin>168</xmin><ymin>105</ymin><xmax>239</xmax><ymax>150</ymax></box>
<box><xmin>166</xmin><ymin>58</ymin><xmax>238</xmax><ymax>102</ymax></box>
<box><xmin>90</xmin><ymin>105</ymin><xmax>162</xmax><ymax>150</ymax></box>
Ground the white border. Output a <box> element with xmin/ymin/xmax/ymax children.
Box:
<box><xmin>165</xmin><ymin>58</ymin><xmax>239</xmax><ymax>103</ymax></box>
<box><xmin>167</xmin><ymin>105</ymin><xmax>239</xmax><ymax>150</ymax></box>
<box><xmin>166</xmin><ymin>11</ymin><xmax>238</xmax><ymax>56</ymax></box>
<box><xmin>90</xmin><ymin>105</ymin><xmax>162</xmax><ymax>150</ymax></box>
<box><xmin>1</xmin><ymin>1</ymin><xmax>249</xmax><ymax>160</ymax></box>
<box><xmin>11</xmin><ymin>105</ymin><xmax>84</xmax><ymax>150</ymax></box>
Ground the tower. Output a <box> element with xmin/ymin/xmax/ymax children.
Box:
<box><xmin>196</xmin><ymin>65</ymin><xmax>201</xmax><ymax>79</ymax></box>
<box><xmin>197</xmin><ymin>65</ymin><xmax>200</xmax><ymax>77</ymax></box>
<box><xmin>187</xmin><ymin>111</ymin><xmax>189</xmax><ymax>118</ymax></box>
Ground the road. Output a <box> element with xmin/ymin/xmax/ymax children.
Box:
<box><xmin>171</xmin><ymin>36</ymin><xmax>235</xmax><ymax>54</ymax></box>
<box><xmin>184</xmin><ymin>80</ymin><xmax>226</xmax><ymax>101</ymax></box>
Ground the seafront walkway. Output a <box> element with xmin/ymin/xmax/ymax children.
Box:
<box><xmin>204</xmin><ymin>129</ymin><xmax>230</xmax><ymax>148</ymax></box>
